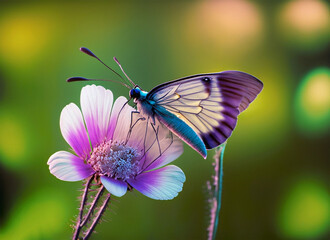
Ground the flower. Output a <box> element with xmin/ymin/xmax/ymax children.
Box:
<box><xmin>48</xmin><ymin>85</ymin><xmax>185</xmax><ymax>200</ymax></box>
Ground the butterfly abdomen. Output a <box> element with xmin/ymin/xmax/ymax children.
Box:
<box><xmin>154</xmin><ymin>106</ymin><xmax>207</xmax><ymax>159</ymax></box>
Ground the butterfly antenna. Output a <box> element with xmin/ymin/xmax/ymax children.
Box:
<box><xmin>113</xmin><ymin>57</ymin><xmax>136</xmax><ymax>87</ymax></box>
<box><xmin>80</xmin><ymin>47</ymin><xmax>133</xmax><ymax>87</ymax></box>
<box><xmin>67</xmin><ymin>77</ymin><xmax>131</xmax><ymax>89</ymax></box>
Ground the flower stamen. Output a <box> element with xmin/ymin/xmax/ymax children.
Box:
<box><xmin>88</xmin><ymin>140</ymin><xmax>140</xmax><ymax>180</ymax></box>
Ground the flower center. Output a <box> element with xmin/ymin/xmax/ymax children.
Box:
<box><xmin>88</xmin><ymin>140</ymin><xmax>141</xmax><ymax>180</ymax></box>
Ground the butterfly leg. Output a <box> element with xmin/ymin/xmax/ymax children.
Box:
<box><xmin>139</xmin><ymin>129</ymin><xmax>175</xmax><ymax>173</ymax></box>
<box><xmin>150</xmin><ymin>122</ymin><xmax>162</xmax><ymax>157</ymax></box>
<box><xmin>125</xmin><ymin>110</ymin><xmax>145</xmax><ymax>144</ymax></box>
<box><xmin>143</xmin><ymin>116</ymin><xmax>150</xmax><ymax>157</ymax></box>
<box><xmin>140</xmin><ymin>116</ymin><xmax>166</xmax><ymax>170</ymax></box>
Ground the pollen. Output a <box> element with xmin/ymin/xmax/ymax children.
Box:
<box><xmin>88</xmin><ymin>140</ymin><xmax>141</xmax><ymax>180</ymax></box>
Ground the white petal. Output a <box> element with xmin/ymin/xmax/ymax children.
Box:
<box><xmin>81</xmin><ymin>85</ymin><xmax>113</xmax><ymax>148</ymax></box>
<box><xmin>108</xmin><ymin>96</ymin><xmax>135</xmax><ymax>142</ymax></box>
<box><xmin>48</xmin><ymin>151</ymin><xmax>94</xmax><ymax>181</ymax></box>
<box><xmin>126</xmin><ymin>117</ymin><xmax>169</xmax><ymax>160</ymax></box>
<box><xmin>143</xmin><ymin>136</ymin><xmax>183</xmax><ymax>172</ymax></box>
<box><xmin>128</xmin><ymin>165</ymin><xmax>185</xmax><ymax>200</ymax></box>
<box><xmin>126</xmin><ymin>113</ymin><xmax>154</xmax><ymax>152</ymax></box>
<box><xmin>60</xmin><ymin>103</ymin><xmax>91</xmax><ymax>159</ymax></box>
<box><xmin>100</xmin><ymin>176</ymin><xmax>127</xmax><ymax>197</ymax></box>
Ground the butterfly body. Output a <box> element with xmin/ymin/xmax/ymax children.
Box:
<box><xmin>131</xmin><ymin>87</ymin><xmax>208</xmax><ymax>158</ymax></box>
<box><xmin>129</xmin><ymin>71</ymin><xmax>263</xmax><ymax>159</ymax></box>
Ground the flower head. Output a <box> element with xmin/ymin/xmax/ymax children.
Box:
<box><xmin>48</xmin><ymin>85</ymin><xmax>185</xmax><ymax>200</ymax></box>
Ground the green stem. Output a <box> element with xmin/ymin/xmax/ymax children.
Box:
<box><xmin>212</xmin><ymin>143</ymin><xmax>226</xmax><ymax>240</ymax></box>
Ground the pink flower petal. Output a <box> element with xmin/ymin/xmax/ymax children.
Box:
<box><xmin>80</xmin><ymin>85</ymin><xmax>113</xmax><ymax>148</ymax></box>
<box><xmin>126</xmin><ymin>115</ymin><xmax>155</xmax><ymax>153</ymax></box>
<box><xmin>47</xmin><ymin>151</ymin><xmax>94</xmax><ymax>181</ymax></box>
<box><xmin>126</xmin><ymin>117</ymin><xmax>173</xmax><ymax>162</ymax></box>
<box><xmin>60</xmin><ymin>103</ymin><xmax>91</xmax><ymax>159</ymax></box>
<box><xmin>143</xmin><ymin>137</ymin><xmax>183</xmax><ymax>172</ymax></box>
<box><xmin>100</xmin><ymin>176</ymin><xmax>127</xmax><ymax>197</ymax></box>
<box><xmin>128</xmin><ymin>120</ymin><xmax>183</xmax><ymax>172</ymax></box>
<box><xmin>108</xmin><ymin>96</ymin><xmax>135</xmax><ymax>142</ymax></box>
<box><xmin>128</xmin><ymin>165</ymin><xmax>185</xmax><ymax>200</ymax></box>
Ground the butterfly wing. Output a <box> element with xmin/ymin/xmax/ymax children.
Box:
<box><xmin>153</xmin><ymin>105</ymin><xmax>208</xmax><ymax>158</ymax></box>
<box><xmin>147</xmin><ymin>71</ymin><xmax>263</xmax><ymax>150</ymax></box>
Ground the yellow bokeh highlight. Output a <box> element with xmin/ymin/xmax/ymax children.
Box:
<box><xmin>301</xmin><ymin>71</ymin><xmax>330</xmax><ymax>117</ymax></box>
<box><xmin>0</xmin><ymin>190</ymin><xmax>69</xmax><ymax>240</ymax></box>
<box><xmin>0</xmin><ymin>113</ymin><xmax>28</xmax><ymax>167</ymax></box>
<box><xmin>0</xmin><ymin>10</ymin><xmax>53</xmax><ymax>65</ymax></box>
<box><xmin>295</xmin><ymin>68</ymin><xmax>330</xmax><ymax>135</ymax></box>
<box><xmin>278</xmin><ymin>179</ymin><xmax>329</xmax><ymax>239</ymax></box>
<box><xmin>278</xmin><ymin>0</ymin><xmax>329</xmax><ymax>48</ymax></box>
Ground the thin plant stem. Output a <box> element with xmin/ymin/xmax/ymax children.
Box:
<box><xmin>208</xmin><ymin>143</ymin><xmax>226</xmax><ymax>240</ymax></box>
<box><xmin>212</xmin><ymin>143</ymin><xmax>226</xmax><ymax>240</ymax></box>
<box><xmin>80</xmin><ymin>184</ymin><xmax>105</xmax><ymax>227</ymax></box>
<box><xmin>83</xmin><ymin>193</ymin><xmax>111</xmax><ymax>240</ymax></box>
<box><xmin>73</xmin><ymin>175</ymin><xmax>94</xmax><ymax>240</ymax></box>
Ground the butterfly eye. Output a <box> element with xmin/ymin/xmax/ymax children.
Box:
<box><xmin>129</xmin><ymin>89</ymin><xmax>140</xmax><ymax>99</ymax></box>
<box><xmin>129</xmin><ymin>89</ymin><xmax>135</xmax><ymax>98</ymax></box>
<box><xmin>202</xmin><ymin>77</ymin><xmax>211</xmax><ymax>82</ymax></box>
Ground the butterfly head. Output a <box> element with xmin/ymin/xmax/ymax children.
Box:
<box><xmin>129</xmin><ymin>87</ymin><xmax>141</xmax><ymax>99</ymax></box>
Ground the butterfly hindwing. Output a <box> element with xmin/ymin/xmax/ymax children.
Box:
<box><xmin>147</xmin><ymin>71</ymin><xmax>263</xmax><ymax>150</ymax></box>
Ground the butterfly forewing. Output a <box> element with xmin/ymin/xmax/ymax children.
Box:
<box><xmin>216</xmin><ymin>71</ymin><xmax>263</xmax><ymax>112</ymax></box>
<box><xmin>147</xmin><ymin>71</ymin><xmax>263</xmax><ymax>149</ymax></box>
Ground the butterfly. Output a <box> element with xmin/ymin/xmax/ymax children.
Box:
<box><xmin>68</xmin><ymin>47</ymin><xmax>263</xmax><ymax>159</ymax></box>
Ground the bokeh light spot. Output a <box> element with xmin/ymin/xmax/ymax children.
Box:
<box><xmin>278</xmin><ymin>179</ymin><xmax>329</xmax><ymax>239</ymax></box>
<box><xmin>278</xmin><ymin>0</ymin><xmax>329</xmax><ymax>49</ymax></box>
<box><xmin>0</xmin><ymin>190</ymin><xmax>69</xmax><ymax>240</ymax></box>
<box><xmin>0</xmin><ymin>10</ymin><xmax>53</xmax><ymax>65</ymax></box>
<box><xmin>294</xmin><ymin>67</ymin><xmax>330</xmax><ymax>136</ymax></box>
<box><xmin>183</xmin><ymin>0</ymin><xmax>263</xmax><ymax>56</ymax></box>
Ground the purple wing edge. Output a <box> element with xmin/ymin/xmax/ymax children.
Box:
<box><xmin>217</xmin><ymin>71</ymin><xmax>263</xmax><ymax>113</ymax></box>
<box><xmin>202</xmin><ymin>71</ymin><xmax>263</xmax><ymax>149</ymax></box>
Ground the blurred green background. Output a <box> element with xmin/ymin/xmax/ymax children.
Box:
<box><xmin>0</xmin><ymin>0</ymin><xmax>329</xmax><ymax>239</ymax></box>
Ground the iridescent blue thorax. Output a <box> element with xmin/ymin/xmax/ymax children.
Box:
<box><xmin>129</xmin><ymin>87</ymin><xmax>156</xmax><ymax>122</ymax></box>
<box><xmin>129</xmin><ymin>87</ymin><xmax>148</xmax><ymax>101</ymax></box>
